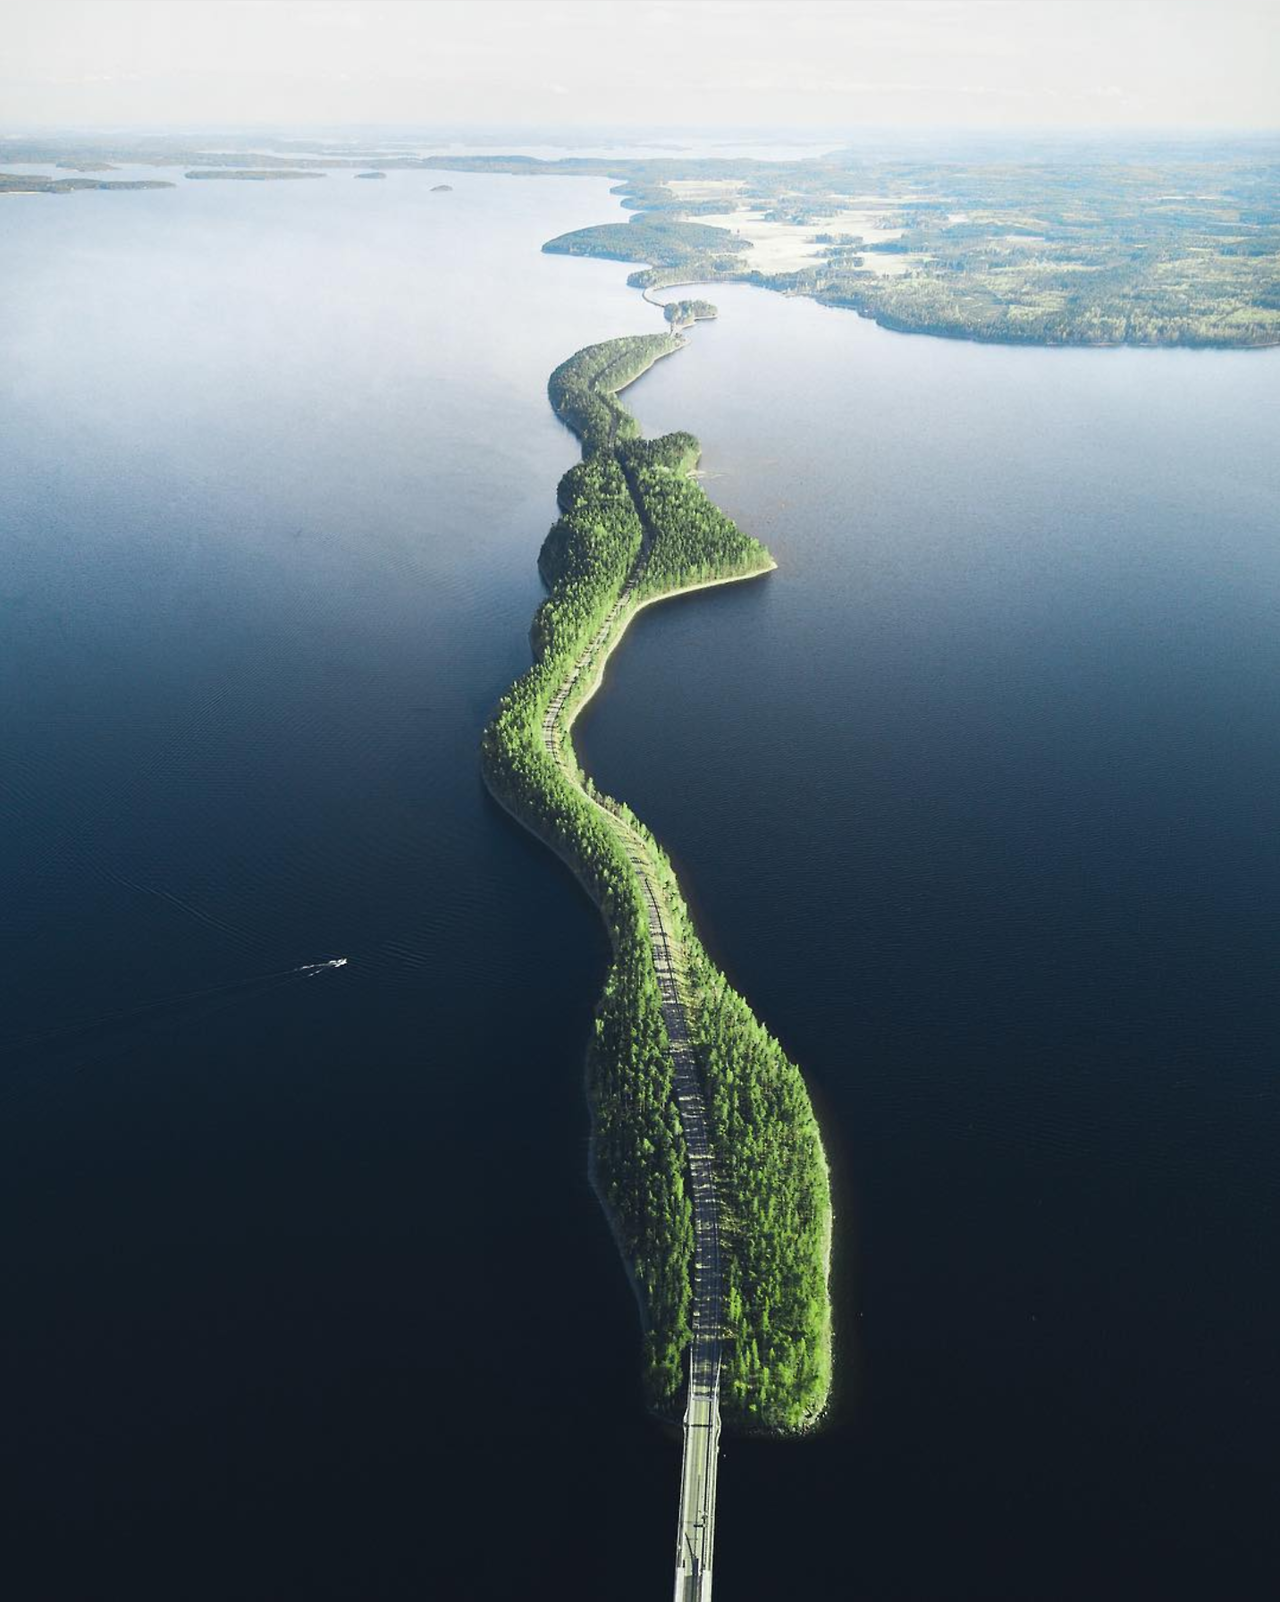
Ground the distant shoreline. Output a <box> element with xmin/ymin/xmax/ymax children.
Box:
<box><xmin>6</xmin><ymin>137</ymin><xmax>1277</xmax><ymax>348</ymax></box>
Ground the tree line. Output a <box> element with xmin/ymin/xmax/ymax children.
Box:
<box><xmin>483</xmin><ymin>332</ymin><xmax>831</xmax><ymax>1430</ymax></box>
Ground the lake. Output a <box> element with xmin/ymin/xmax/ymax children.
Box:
<box><xmin>3</xmin><ymin>168</ymin><xmax>1278</xmax><ymax>1599</ymax></box>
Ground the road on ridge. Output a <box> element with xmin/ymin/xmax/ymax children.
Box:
<box><xmin>538</xmin><ymin>521</ymin><xmax>724</xmax><ymax>1601</ymax></box>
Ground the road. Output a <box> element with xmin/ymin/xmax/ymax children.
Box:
<box><xmin>538</xmin><ymin>535</ymin><xmax>724</xmax><ymax>1602</ymax></box>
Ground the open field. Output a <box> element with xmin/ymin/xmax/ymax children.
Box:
<box><xmin>6</xmin><ymin>133</ymin><xmax>1278</xmax><ymax>346</ymax></box>
<box><xmin>694</xmin><ymin>205</ymin><xmax>906</xmax><ymax>272</ymax></box>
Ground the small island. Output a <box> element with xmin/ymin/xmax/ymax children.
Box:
<box><xmin>355</xmin><ymin>170</ymin><xmax>387</xmax><ymax>180</ymax></box>
<box><xmin>422</xmin><ymin>145</ymin><xmax>1280</xmax><ymax>348</ymax></box>
<box><xmin>431</xmin><ymin>183</ymin><xmax>453</xmax><ymax>192</ymax></box>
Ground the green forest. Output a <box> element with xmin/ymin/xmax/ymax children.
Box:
<box><xmin>543</xmin><ymin>213</ymin><xmax>749</xmax><ymax>269</ymax></box>
<box><xmin>507</xmin><ymin>141</ymin><xmax>1280</xmax><ymax>349</ymax></box>
<box><xmin>663</xmin><ymin>298</ymin><xmax>720</xmax><ymax>328</ymax></box>
<box><xmin>482</xmin><ymin>331</ymin><xmax>832</xmax><ymax>1432</ymax></box>
<box><xmin>616</xmin><ymin>431</ymin><xmax>773</xmax><ymax>595</ymax></box>
<box><xmin>16</xmin><ymin>132</ymin><xmax>1276</xmax><ymax>346</ymax></box>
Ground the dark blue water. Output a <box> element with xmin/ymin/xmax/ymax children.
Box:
<box><xmin>0</xmin><ymin>170</ymin><xmax>677</xmax><ymax>1599</ymax></box>
<box><xmin>3</xmin><ymin>169</ymin><xmax>1278</xmax><ymax>1601</ymax></box>
<box><xmin>586</xmin><ymin>289</ymin><xmax>1280</xmax><ymax>1599</ymax></box>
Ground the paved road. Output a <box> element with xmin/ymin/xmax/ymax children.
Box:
<box><xmin>539</xmin><ymin>536</ymin><xmax>724</xmax><ymax>1602</ymax></box>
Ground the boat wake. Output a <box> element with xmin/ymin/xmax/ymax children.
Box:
<box><xmin>2</xmin><ymin>958</ymin><xmax>350</xmax><ymax>1062</ymax></box>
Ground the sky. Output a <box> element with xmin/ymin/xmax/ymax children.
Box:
<box><xmin>2</xmin><ymin>0</ymin><xmax>1277</xmax><ymax>132</ymax></box>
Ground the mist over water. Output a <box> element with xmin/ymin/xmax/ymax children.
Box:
<box><xmin>2</xmin><ymin>170</ymin><xmax>1278</xmax><ymax>1599</ymax></box>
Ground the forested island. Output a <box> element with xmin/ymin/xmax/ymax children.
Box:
<box><xmin>459</xmin><ymin>140</ymin><xmax>1280</xmax><ymax>348</ymax></box>
<box><xmin>0</xmin><ymin>172</ymin><xmax>173</xmax><ymax>194</ymax></box>
<box><xmin>663</xmin><ymin>298</ymin><xmax>718</xmax><ymax>328</ymax></box>
<box><xmin>482</xmin><ymin>326</ymin><xmax>832</xmax><ymax>1432</ymax></box>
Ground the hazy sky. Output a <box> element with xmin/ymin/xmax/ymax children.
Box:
<box><xmin>3</xmin><ymin>0</ymin><xmax>1277</xmax><ymax>131</ymax></box>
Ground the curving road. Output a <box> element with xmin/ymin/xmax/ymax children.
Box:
<box><xmin>538</xmin><ymin>529</ymin><xmax>724</xmax><ymax>1601</ymax></box>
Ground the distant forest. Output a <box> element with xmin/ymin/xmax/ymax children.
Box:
<box><xmin>485</xmin><ymin>141</ymin><xmax>1280</xmax><ymax>348</ymax></box>
<box><xmin>484</xmin><ymin>334</ymin><xmax>831</xmax><ymax>1433</ymax></box>
<box><xmin>6</xmin><ymin>134</ymin><xmax>1276</xmax><ymax>344</ymax></box>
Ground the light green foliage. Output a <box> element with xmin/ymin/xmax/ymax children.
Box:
<box><xmin>482</xmin><ymin>350</ymin><xmax>694</xmax><ymax>1410</ymax></box>
<box><xmin>620</xmin><ymin>434</ymin><xmax>772</xmax><ymax>598</ymax></box>
<box><xmin>0</xmin><ymin>171</ymin><xmax>173</xmax><ymax>193</ymax></box>
<box><xmin>16</xmin><ymin>135</ymin><xmax>1277</xmax><ymax>345</ymax></box>
<box><xmin>548</xmin><ymin>334</ymin><xmax>681</xmax><ymax>455</ymax></box>
<box><xmin>629</xmin><ymin>261</ymin><xmax>735</xmax><ymax>292</ymax></box>
<box><xmin>687</xmin><ymin>948</ymin><xmax>831</xmax><ymax>1429</ymax></box>
<box><xmin>429</xmin><ymin>142</ymin><xmax>1280</xmax><ymax>349</ymax></box>
<box><xmin>618</xmin><ymin>813</ymin><xmax>833</xmax><ymax>1433</ymax></box>
<box><xmin>544</xmin><ymin>215</ymin><xmax>749</xmax><ymax>267</ymax></box>
<box><xmin>663</xmin><ymin>298</ymin><xmax>719</xmax><ymax>327</ymax></box>
<box><xmin>483</xmin><ymin>330</ymin><xmax>831</xmax><ymax>1432</ymax></box>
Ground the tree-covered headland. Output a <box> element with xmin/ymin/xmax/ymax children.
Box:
<box><xmin>482</xmin><ymin>324</ymin><xmax>832</xmax><ymax>1433</ymax></box>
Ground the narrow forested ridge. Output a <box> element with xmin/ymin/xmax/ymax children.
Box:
<box><xmin>481</xmin><ymin>327</ymin><xmax>832</xmax><ymax>1431</ymax></box>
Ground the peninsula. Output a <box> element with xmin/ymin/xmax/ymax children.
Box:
<box><xmin>481</xmin><ymin>324</ymin><xmax>832</xmax><ymax>1454</ymax></box>
<box><xmin>0</xmin><ymin>172</ymin><xmax>173</xmax><ymax>194</ymax></box>
<box><xmin>442</xmin><ymin>141</ymin><xmax>1280</xmax><ymax>349</ymax></box>
<box><xmin>663</xmin><ymin>298</ymin><xmax>719</xmax><ymax>328</ymax></box>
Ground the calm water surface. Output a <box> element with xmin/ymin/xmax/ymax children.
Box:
<box><xmin>592</xmin><ymin>288</ymin><xmax>1280</xmax><ymax>1599</ymax></box>
<box><xmin>2</xmin><ymin>169</ymin><xmax>671</xmax><ymax>1600</ymax></box>
<box><xmin>2</xmin><ymin>171</ymin><xmax>1278</xmax><ymax>1599</ymax></box>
